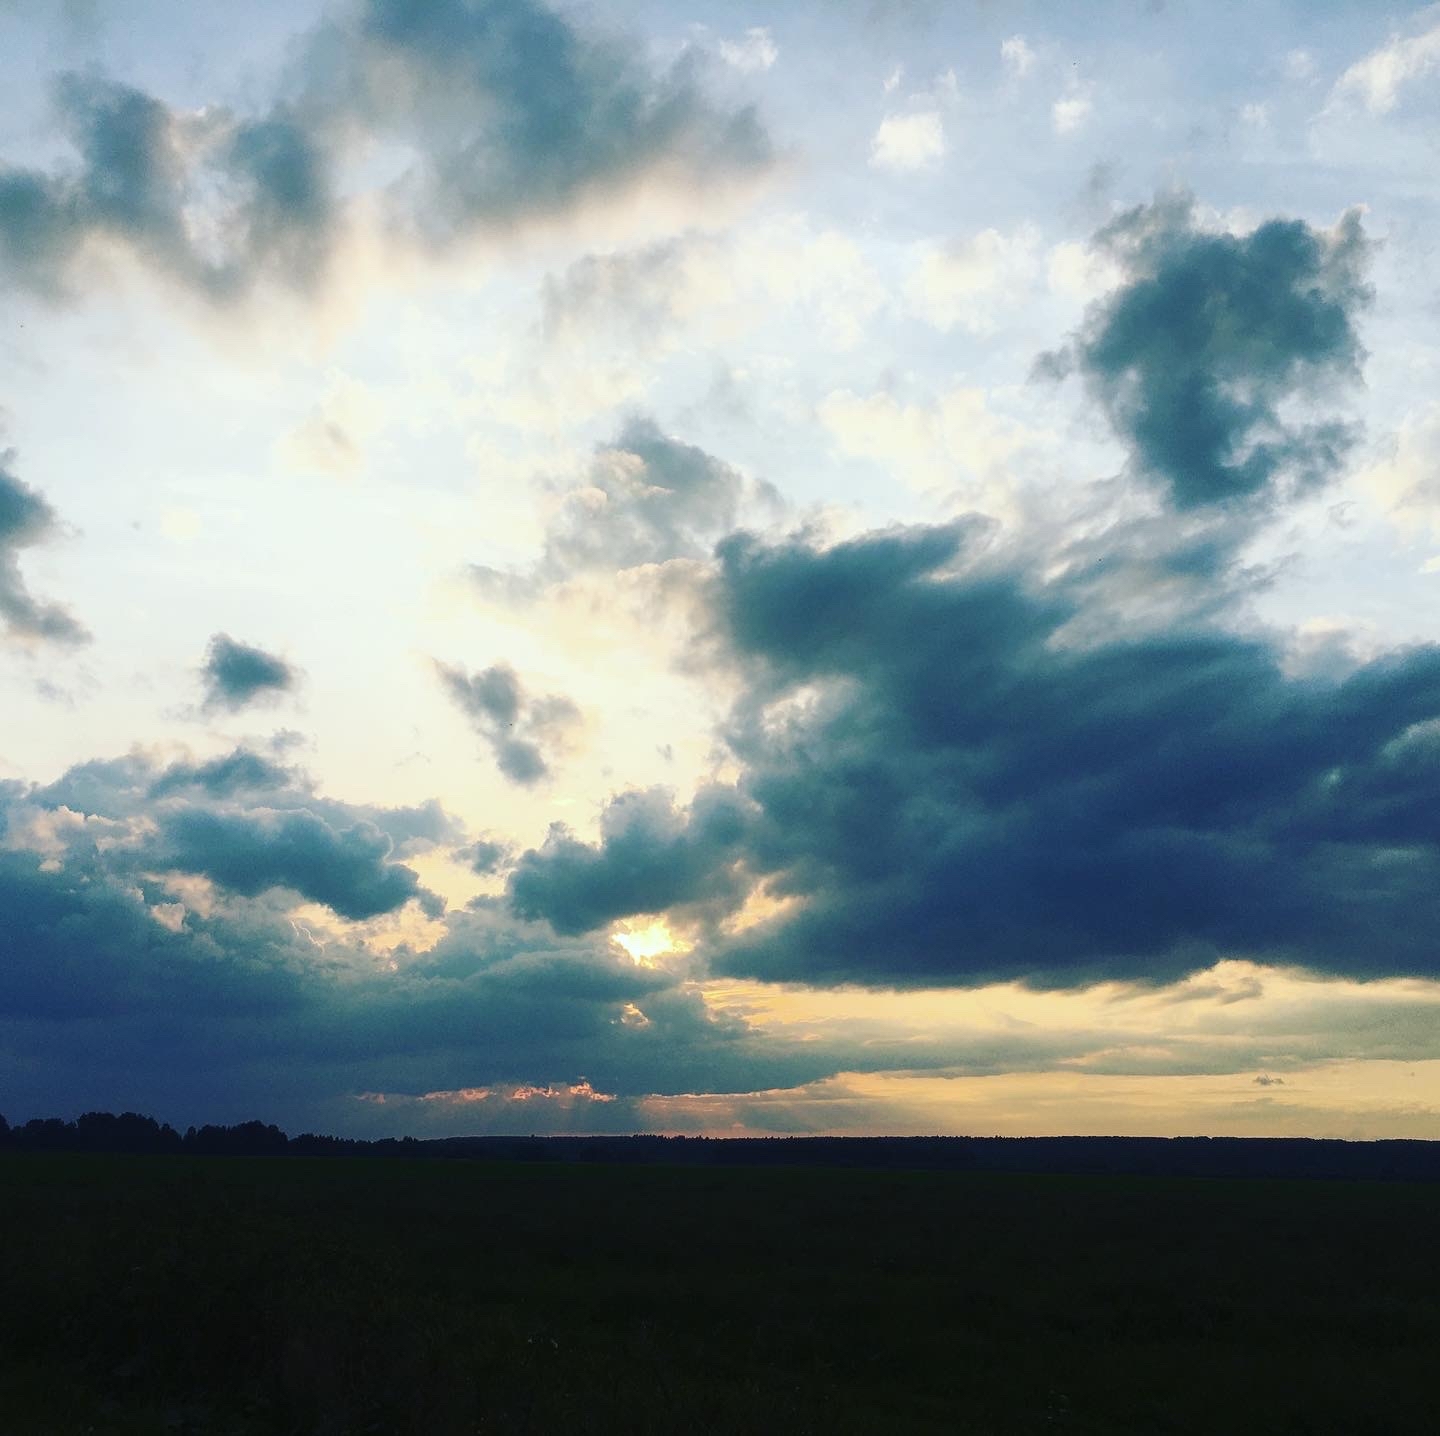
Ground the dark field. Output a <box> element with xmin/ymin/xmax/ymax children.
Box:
<box><xmin>2</xmin><ymin>1155</ymin><xmax>1436</xmax><ymax>1435</ymax></box>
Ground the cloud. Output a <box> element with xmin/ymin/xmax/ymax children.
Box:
<box><xmin>869</xmin><ymin>111</ymin><xmax>944</xmax><ymax>171</ymax></box>
<box><xmin>0</xmin><ymin>751</ymin><xmax>879</xmax><ymax>1128</ymax></box>
<box><xmin>509</xmin><ymin>517</ymin><xmax>1440</xmax><ymax>990</ymax></box>
<box><xmin>5</xmin><ymin>741</ymin><xmax>1440</xmax><ymax>1132</ymax></box>
<box><xmin>1328</xmin><ymin>17</ymin><xmax>1440</xmax><ymax>115</ymax></box>
<box><xmin>200</xmin><ymin>633</ymin><xmax>298</xmax><ymax>713</ymax></box>
<box><xmin>148</xmin><ymin>747</ymin><xmax>295</xmax><ymax>800</ymax></box>
<box><xmin>717</xmin><ymin>27</ymin><xmax>778</xmax><ymax>73</ymax></box>
<box><xmin>457</xmin><ymin>837</ymin><xmax>510</xmax><ymax>874</ymax></box>
<box><xmin>360</xmin><ymin>797</ymin><xmax>467</xmax><ymax>858</ymax></box>
<box><xmin>906</xmin><ymin>224</ymin><xmax>1043</xmax><ymax>334</ymax></box>
<box><xmin>0</xmin><ymin>806</ymin><xmax>675</xmax><ymax>1125</ymax></box>
<box><xmin>318</xmin><ymin>0</ymin><xmax>773</xmax><ymax>248</ymax></box>
<box><xmin>34</xmin><ymin>742</ymin><xmax>463</xmax><ymax>860</ymax></box>
<box><xmin>0</xmin><ymin>74</ymin><xmax>334</xmax><ymax>302</ymax></box>
<box><xmin>475</xmin><ymin>417</ymin><xmax>760</xmax><ymax>602</ymax></box>
<box><xmin>1045</xmin><ymin>238</ymin><xmax>1123</xmax><ymax>305</ymax></box>
<box><xmin>540</xmin><ymin>236</ymin><xmax>697</xmax><ymax>348</ymax></box>
<box><xmin>817</xmin><ymin>384</ymin><xmax>1031</xmax><ymax>507</ymax></box>
<box><xmin>0</xmin><ymin>0</ymin><xmax>774</xmax><ymax>304</ymax></box>
<box><xmin>0</xmin><ymin>449</ymin><xmax>87</xmax><ymax>644</ymax></box>
<box><xmin>1040</xmin><ymin>193</ymin><xmax>1372</xmax><ymax>511</ymax></box>
<box><xmin>154</xmin><ymin>806</ymin><xmax>437</xmax><ymax>921</ymax></box>
<box><xmin>510</xmin><ymin>785</ymin><xmax>752</xmax><ymax>934</ymax></box>
<box><xmin>1361</xmin><ymin>401</ymin><xmax>1440</xmax><ymax>543</ymax></box>
<box><xmin>1001</xmin><ymin>36</ymin><xmax>1035</xmax><ymax>79</ymax></box>
<box><xmin>1051</xmin><ymin>86</ymin><xmax>1093</xmax><ymax>134</ymax></box>
<box><xmin>539</xmin><ymin>218</ymin><xmax>885</xmax><ymax>356</ymax></box>
<box><xmin>14</xmin><ymin>742</ymin><xmax>457</xmax><ymax>920</ymax></box>
<box><xmin>436</xmin><ymin>660</ymin><xmax>580</xmax><ymax>785</ymax></box>
<box><xmin>273</xmin><ymin>372</ymin><xmax>385</xmax><ymax>481</ymax></box>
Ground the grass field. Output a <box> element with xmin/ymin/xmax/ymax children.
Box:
<box><xmin>1</xmin><ymin>1154</ymin><xmax>1436</xmax><ymax>1434</ymax></box>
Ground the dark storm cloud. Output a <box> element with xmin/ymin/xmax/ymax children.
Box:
<box><xmin>148</xmin><ymin>747</ymin><xmax>295</xmax><ymax>799</ymax></box>
<box><xmin>0</xmin><ymin>0</ymin><xmax>773</xmax><ymax>302</ymax></box>
<box><xmin>508</xmin><ymin>521</ymin><xmax>1440</xmax><ymax>988</ymax></box>
<box><xmin>0</xmin><ymin>758</ymin><xmax>942</xmax><ymax>1130</ymax></box>
<box><xmin>31</xmin><ymin>750</ymin><xmax>168</xmax><ymax>814</ymax></box>
<box><xmin>473</xmin><ymin>416</ymin><xmax>774</xmax><ymax>600</ymax></box>
<box><xmin>436</xmin><ymin>660</ymin><xmax>579</xmax><ymax>785</ymax></box>
<box><xmin>0</xmin><ymin>450</ymin><xmax>87</xmax><ymax>643</ymax></box>
<box><xmin>510</xmin><ymin>785</ymin><xmax>752</xmax><ymax>934</ymax></box>
<box><xmin>457</xmin><ymin>837</ymin><xmax>510</xmax><ymax>874</ymax></box>
<box><xmin>22</xmin><ymin>744</ymin><xmax>452</xmax><ymax>922</ymax></box>
<box><xmin>36</xmin><ymin>743</ymin><xmax>465</xmax><ymax>862</ymax></box>
<box><xmin>200</xmin><ymin>633</ymin><xmax>297</xmax><ymax>713</ymax></box>
<box><xmin>0</xmin><ymin>842</ymin><xmax>302</xmax><ymax>1024</ymax></box>
<box><xmin>154</xmin><ymin>807</ymin><xmax>436</xmax><ymax>921</ymax></box>
<box><xmin>3</xmin><ymin>744</ymin><xmax>1431</xmax><ymax>1131</ymax></box>
<box><xmin>1040</xmin><ymin>193</ymin><xmax>1371</xmax><ymax>510</ymax></box>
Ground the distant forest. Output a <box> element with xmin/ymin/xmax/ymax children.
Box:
<box><xmin>3</xmin><ymin>1110</ymin><xmax>1439</xmax><ymax>1180</ymax></box>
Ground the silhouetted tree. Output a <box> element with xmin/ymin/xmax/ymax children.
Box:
<box><xmin>20</xmin><ymin>1117</ymin><xmax>75</xmax><ymax>1150</ymax></box>
<box><xmin>184</xmin><ymin>1120</ymin><xmax>289</xmax><ymax>1156</ymax></box>
<box><xmin>74</xmin><ymin>1111</ymin><xmax>183</xmax><ymax>1154</ymax></box>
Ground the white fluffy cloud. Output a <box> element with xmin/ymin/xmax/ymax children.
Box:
<box><xmin>542</xmin><ymin>217</ymin><xmax>886</xmax><ymax>354</ymax></box>
<box><xmin>869</xmin><ymin>111</ymin><xmax>945</xmax><ymax>171</ymax></box>
<box><xmin>718</xmin><ymin>27</ymin><xmax>778</xmax><ymax>73</ymax></box>
<box><xmin>1052</xmin><ymin>86</ymin><xmax>1093</xmax><ymax>134</ymax></box>
<box><xmin>1361</xmin><ymin>401</ymin><xmax>1440</xmax><ymax>543</ymax></box>
<box><xmin>907</xmin><ymin>225</ymin><xmax>1043</xmax><ymax>334</ymax></box>
<box><xmin>818</xmin><ymin>383</ymin><xmax>1038</xmax><ymax>512</ymax></box>
<box><xmin>1329</xmin><ymin>18</ymin><xmax>1440</xmax><ymax>114</ymax></box>
<box><xmin>1045</xmin><ymin>239</ymin><xmax>1124</xmax><ymax>304</ymax></box>
<box><xmin>1001</xmin><ymin>35</ymin><xmax>1036</xmax><ymax>78</ymax></box>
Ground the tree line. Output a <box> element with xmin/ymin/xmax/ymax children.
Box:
<box><xmin>2</xmin><ymin>1110</ymin><xmax>1439</xmax><ymax>1179</ymax></box>
<box><xmin>0</xmin><ymin>1110</ymin><xmax>419</xmax><ymax>1157</ymax></box>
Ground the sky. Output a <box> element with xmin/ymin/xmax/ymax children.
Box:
<box><xmin>2</xmin><ymin>0</ymin><xmax>1439</xmax><ymax>1140</ymax></box>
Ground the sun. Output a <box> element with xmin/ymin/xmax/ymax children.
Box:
<box><xmin>611</xmin><ymin>919</ymin><xmax>689</xmax><ymax>964</ymax></box>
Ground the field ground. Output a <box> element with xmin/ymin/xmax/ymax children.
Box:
<box><xmin>1</xmin><ymin>1154</ymin><xmax>1436</xmax><ymax>1434</ymax></box>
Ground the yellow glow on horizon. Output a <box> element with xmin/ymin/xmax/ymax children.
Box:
<box><xmin>699</xmin><ymin>960</ymin><xmax>1440</xmax><ymax>1040</ymax></box>
<box><xmin>634</xmin><ymin>1060</ymin><xmax>1440</xmax><ymax>1140</ymax></box>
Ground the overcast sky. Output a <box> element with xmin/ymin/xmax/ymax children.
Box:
<box><xmin>3</xmin><ymin>0</ymin><xmax>1439</xmax><ymax>1139</ymax></box>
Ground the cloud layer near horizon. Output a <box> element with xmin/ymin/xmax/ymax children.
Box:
<box><xmin>6</xmin><ymin>741</ymin><xmax>1439</xmax><ymax>1133</ymax></box>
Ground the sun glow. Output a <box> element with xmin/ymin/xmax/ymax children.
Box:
<box><xmin>611</xmin><ymin>919</ymin><xmax>688</xmax><ymax>963</ymax></box>
<box><xmin>719</xmin><ymin>879</ymin><xmax>802</xmax><ymax>937</ymax></box>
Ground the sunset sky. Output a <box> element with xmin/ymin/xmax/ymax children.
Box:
<box><xmin>3</xmin><ymin>0</ymin><xmax>1439</xmax><ymax>1139</ymax></box>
